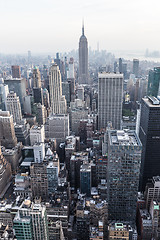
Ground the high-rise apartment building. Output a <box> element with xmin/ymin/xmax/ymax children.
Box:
<box><xmin>107</xmin><ymin>130</ymin><xmax>142</xmax><ymax>223</ymax></box>
<box><xmin>78</xmin><ymin>23</ymin><xmax>88</xmax><ymax>84</ymax></box>
<box><xmin>139</xmin><ymin>96</ymin><xmax>160</xmax><ymax>191</ymax></box>
<box><xmin>49</xmin><ymin>63</ymin><xmax>67</xmax><ymax>114</ymax></box>
<box><xmin>11</xmin><ymin>65</ymin><xmax>21</xmax><ymax>78</ymax></box>
<box><xmin>98</xmin><ymin>73</ymin><xmax>123</xmax><ymax>130</ymax></box>
<box><xmin>133</xmin><ymin>59</ymin><xmax>139</xmax><ymax>77</ymax></box>
<box><xmin>148</xmin><ymin>67</ymin><xmax>160</xmax><ymax>97</ymax></box>
<box><xmin>0</xmin><ymin>110</ymin><xmax>17</xmax><ymax>148</ymax></box>
<box><xmin>6</xmin><ymin>91</ymin><xmax>22</xmax><ymax>124</ymax></box>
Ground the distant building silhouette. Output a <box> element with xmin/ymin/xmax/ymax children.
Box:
<box><xmin>11</xmin><ymin>66</ymin><xmax>21</xmax><ymax>78</ymax></box>
<box><xmin>133</xmin><ymin>59</ymin><xmax>139</xmax><ymax>77</ymax></box>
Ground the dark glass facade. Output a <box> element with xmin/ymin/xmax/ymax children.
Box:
<box><xmin>139</xmin><ymin>98</ymin><xmax>160</xmax><ymax>191</ymax></box>
<box><xmin>148</xmin><ymin>67</ymin><xmax>160</xmax><ymax>97</ymax></box>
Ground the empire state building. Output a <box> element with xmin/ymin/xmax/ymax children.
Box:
<box><xmin>78</xmin><ymin>23</ymin><xmax>89</xmax><ymax>84</ymax></box>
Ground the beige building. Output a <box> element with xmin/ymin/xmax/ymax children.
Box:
<box><xmin>0</xmin><ymin>110</ymin><xmax>17</xmax><ymax>148</ymax></box>
<box><xmin>0</xmin><ymin>147</ymin><xmax>12</xmax><ymax>196</ymax></box>
<box><xmin>33</xmin><ymin>68</ymin><xmax>42</xmax><ymax>88</ymax></box>
<box><xmin>49</xmin><ymin>63</ymin><xmax>67</xmax><ymax>114</ymax></box>
<box><xmin>108</xmin><ymin>222</ymin><xmax>137</xmax><ymax>239</ymax></box>
<box><xmin>6</xmin><ymin>91</ymin><xmax>22</xmax><ymax>124</ymax></box>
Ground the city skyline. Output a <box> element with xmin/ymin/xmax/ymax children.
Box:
<box><xmin>1</xmin><ymin>0</ymin><xmax>160</xmax><ymax>54</ymax></box>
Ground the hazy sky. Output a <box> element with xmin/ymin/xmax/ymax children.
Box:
<box><xmin>1</xmin><ymin>0</ymin><xmax>160</xmax><ymax>54</ymax></box>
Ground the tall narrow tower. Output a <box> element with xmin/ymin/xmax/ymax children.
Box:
<box><xmin>6</xmin><ymin>91</ymin><xmax>22</xmax><ymax>124</ymax></box>
<box><xmin>33</xmin><ymin>68</ymin><xmax>41</xmax><ymax>88</ymax></box>
<box><xmin>49</xmin><ymin>63</ymin><xmax>67</xmax><ymax>114</ymax></box>
<box><xmin>78</xmin><ymin>22</ymin><xmax>88</xmax><ymax>84</ymax></box>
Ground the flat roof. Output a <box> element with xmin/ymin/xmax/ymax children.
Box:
<box><xmin>109</xmin><ymin>130</ymin><xmax>141</xmax><ymax>146</ymax></box>
<box><xmin>98</xmin><ymin>72</ymin><xmax>123</xmax><ymax>78</ymax></box>
<box><xmin>143</xmin><ymin>97</ymin><xmax>160</xmax><ymax>108</ymax></box>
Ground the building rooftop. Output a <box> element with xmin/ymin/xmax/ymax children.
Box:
<box><xmin>80</xmin><ymin>164</ymin><xmax>91</xmax><ymax>172</ymax></box>
<box><xmin>65</xmin><ymin>136</ymin><xmax>76</xmax><ymax>150</ymax></box>
<box><xmin>30</xmin><ymin>125</ymin><xmax>44</xmax><ymax>131</ymax></box>
<box><xmin>98</xmin><ymin>72</ymin><xmax>123</xmax><ymax>78</ymax></box>
<box><xmin>109</xmin><ymin>130</ymin><xmax>141</xmax><ymax>146</ymax></box>
<box><xmin>109</xmin><ymin>221</ymin><xmax>134</xmax><ymax>231</ymax></box>
<box><xmin>143</xmin><ymin>97</ymin><xmax>160</xmax><ymax>107</ymax></box>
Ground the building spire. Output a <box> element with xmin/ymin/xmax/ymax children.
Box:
<box><xmin>82</xmin><ymin>19</ymin><xmax>84</xmax><ymax>36</ymax></box>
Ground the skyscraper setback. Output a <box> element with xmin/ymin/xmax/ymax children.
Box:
<box><xmin>98</xmin><ymin>73</ymin><xmax>123</xmax><ymax>130</ymax></box>
<box><xmin>49</xmin><ymin>63</ymin><xmax>67</xmax><ymax>114</ymax></box>
<box><xmin>6</xmin><ymin>91</ymin><xmax>22</xmax><ymax>124</ymax></box>
<box><xmin>78</xmin><ymin>22</ymin><xmax>88</xmax><ymax>84</ymax></box>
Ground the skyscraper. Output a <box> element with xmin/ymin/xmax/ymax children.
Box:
<box><xmin>33</xmin><ymin>67</ymin><xmax>42</xmax><ymax>88</ymax></box>
<box><xmin>4</xmin><ymin>77</ymin><xmax>26</xmax><ymax>112</ymax></box>
<box><xmin>49</xmin><ymin>63</ymin><xmax>67</xmax><ymax>114</ymax></box>
<box><xmin>78</xmin><ymin>22</ymin><xmax>88</xmax><ymax>84</ymax></box>
<box><xmin>119</xmin><ymin>58</ymin><xmax>123</xmax><ymax>73</ymax></box>
<box><xmin>139</xmin><ymin>96</ymin><xmax>160</xmax><ymax>191</ymax></box>
<box><xmin>148</xmin><ymin>67</ymin><xmax>160</xmax><ymax>97</ymax></box>
<box><xmin>0</xmin><ymin>110</ymin><xmax>17</xmax><ymax>148</ymax></box>
<box><xmin>0</xmin><ymin>83</ymin><xmax>9</xmax><ymax>110</ymax></box>
<box><xmin>133</xmin><ymin>59</ymin><xmax>139</xmax><ymax>77</ymax></box>
<box><xmin>107</xmin><ymin>130</ymin><xmax>142</xmax><ymax>223</ymax></box>
<box><xmin>33</xmin><ymin>68</ymin><xmax>43</xmax><ymax>105</ymax></box>
<box><xmin>98</xmin><ymin>73</ymin><xmax>123</xmax><ymax>130</ymax></box>
<box><xmin>11</xmin><ymin>65</ymin><xmax>21</xmax><ymax>78</ymax></box>
<box><xmin>6</xmin><ymin>91</ymin><xmax>22</xmax><ymax>124</ymax></box>
<box><xmin>80</xmin><ymin>164</ymin><xmax>91</xmax><ymax>197</ymax></box>
<box><xmin>67</xmin><ymin>57</ymin><xmax>75</xmax><ymax>101</ymax></box>
<box><xmin>54</xmin><ymin>53</ymin><xmax>65</xmax><ymax>82</ymax></box>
